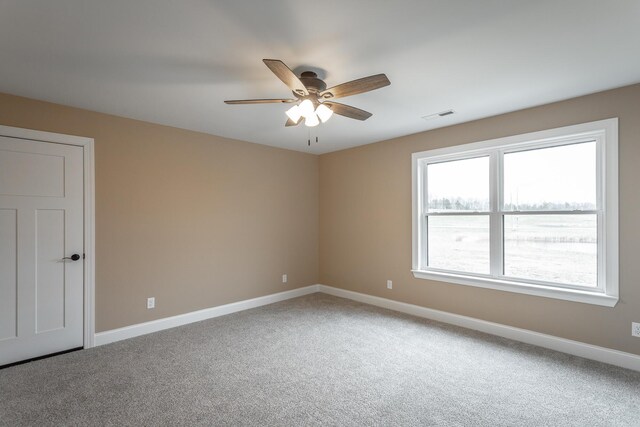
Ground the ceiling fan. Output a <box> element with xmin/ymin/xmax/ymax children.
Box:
<box><xmin>225</xmin><ymin>59</ymin><xmax>390</xmax><ymax>127</ymax></box>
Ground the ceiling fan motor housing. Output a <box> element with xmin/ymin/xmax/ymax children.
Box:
<box><xmin>298</xmin><ymin>71</ymin><xmax>327</xmax><ymax>94</ymax></box>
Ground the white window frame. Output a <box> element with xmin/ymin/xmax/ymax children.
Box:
<box><xmin>411</xmin><ymin>118</ymin><xmax>618</xmax><ymax>307</ymax></box>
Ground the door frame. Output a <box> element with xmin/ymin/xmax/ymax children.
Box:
<box><xmin>0</xmin><ymin>125</ymin><xmax>96</xmax><ymax>348</ymax></box>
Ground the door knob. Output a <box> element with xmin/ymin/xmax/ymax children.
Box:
<box><xmin>62</xmin><ymin>254</ymin><xmax>81</xmax><ymax>261</ymax></box>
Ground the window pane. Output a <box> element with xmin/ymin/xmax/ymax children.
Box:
<box><xmin>503</xmin><ymin>141</ymin><xmax>596</xmax><ymax>211</ymax></box>
<box><xmin>427</xmin><ymin>156</ymin><xmax>489</xmax><ymax>212</ymax></box>
<box><xmin>504</xmin><ymin>215</ymin><xmax>597</xmax><ymax>287</ymax></box>
<box><xmin>428</xmin><ymin>215</ymin><xmax>490</xmax><ymax>274</ymax></box>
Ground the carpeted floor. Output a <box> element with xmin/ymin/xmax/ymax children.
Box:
<box><xmin>1</xmin><ymin>293</ymin><xmax>639</xmax><ymax>426</ymax></box>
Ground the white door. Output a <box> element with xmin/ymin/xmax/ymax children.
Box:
<box><xmin>0</xmin><ymin>136</ymin><xmax>84</xmax><ymax>366</ymax></box>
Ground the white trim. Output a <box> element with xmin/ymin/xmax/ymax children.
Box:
<box><xmin>82</xmin><ymin>139</ymin><xmax>96</xmax><ymax>348</ymax></box>
<box><xmin>94</xmin><ymin>285</ymin><xmax>320</xmax><ymax>346</ymax></box>
<box><xmin>0</xmin><ymin>125</ymin><xmax>94</xmax><ymax>146</ymax></box>
<box><xmin>603</xmin><ymin>119</ymin><xmax>619</xmax><ymax>301</ymax></box>
<box><xmin>317</xmin><ymin>285</ymin><xmax>640</xmax><ymax>372</ymax></box>
<box><xmin>0</xmin><ymin>125</ymin><xmax>96</xmax><ymax>348</ymax></box>
<box><xmin>411</xmin><ymin>270</ymin><xmax>617</xmax><ymax>307</ymax></box>
<box><xmin>411</xmin><ymin>118</ymin><xmax>619</xmax><ymax>306</ymax></box>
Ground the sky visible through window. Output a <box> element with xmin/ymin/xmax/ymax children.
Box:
<box><xmin>427</xmin><ymin>156</ymin><xmax>489</xmax><ymax>212</ymax></box>
<box><xmin>504</xmin><ymin>142</ymin><xmax>596</xmax><ymax>210</ymax></box>
<box><xmin>427</xmin><ymin>141</ymin><xmax>596</xmax><ymax>211</ymax></box>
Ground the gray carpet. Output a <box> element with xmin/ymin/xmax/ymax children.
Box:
<box><xmin>1</xmin><ymin>293</ymin><xmax>639</xmax><ymax>426</ymax></box>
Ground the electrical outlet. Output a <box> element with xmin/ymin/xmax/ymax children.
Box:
<box><xmin>387</xmin><ymin>280</ymin><xmax>393</xmax><ymax>290</ymax></box>
<box><xmin>632</xmin><ymin>322</ymin><xmax>640</xmax><ymax>338</ymax></box>
<box><xmin>282</xmin><ymin>274</ymin><xmax>287</xmax><ymax>283</ymax></box>
<box><xmin>147</xmin><ymin>297</ymin><xmax>155</xmax><ymax>309</ymax></box>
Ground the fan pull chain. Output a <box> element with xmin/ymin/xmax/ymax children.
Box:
<box><xmin>305</xmin><ymin>130</ymin><xmax>320</xmax><ymax>147</ymax></box>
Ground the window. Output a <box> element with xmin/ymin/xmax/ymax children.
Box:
<box><xmin>411</xmin><ymin>119</ymin><xmax>618</xmax><ymax>306</ymax></box>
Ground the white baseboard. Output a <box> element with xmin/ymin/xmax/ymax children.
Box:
<box><xmin>94</xmin><ymin>285</ymin><xmax>320</xmax><ymax>346</ymax></box>
<box><xmin>318</xmin><ymin>285</ymin><xmax>640</xmax><ymax>372</ymax></box>
<box><xmin>93</xmin><ymin>282</ymin><xmax>639</xmax><ymax>372</ymax></box>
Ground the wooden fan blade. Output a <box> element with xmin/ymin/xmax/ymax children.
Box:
<box><xmin>324</xmin><ymin>102</ymin><xmax>373</xmax><ymax>121</ymax></box>
<box><xmin>285</xmin><ymin>118</ymin><xmax>301</xmax><ymax>127</ymax></box>
<box><xmin>320</xmin><ymin>74</ymin><xmax>390</xmax><ymax>99</ymax></box>
<box><xmin>224</xmin><ymin>99</ymin><xmax>296</xmax><ymax>104</ymax></box>
<box><xmin>263</xmin><ymin>59</ymin><xmax>308</xmax><ymax>96</ymax></box>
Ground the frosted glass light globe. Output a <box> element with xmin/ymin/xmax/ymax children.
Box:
<box><xmin>304</xmin><ymin>113</ymin><xmax>320</xmax><ymax>127</ymax></box>
<box><xmin>298</xmin><ymin>99</ymin><xmax>315</xmax><ymax>118</ymax></box>
<box><xmin>315</xmin><ymin>104</ymin><xmax>334</xmax><ymax>123</ymax></box>
<box><xmin>285</xmin><ymin>105</ymin><xmax>302</xmax><ymax>123</ymax></box>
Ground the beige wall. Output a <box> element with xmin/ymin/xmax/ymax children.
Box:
<box><xmin>0</xmin><ymin>93</ymin><xmax>319</xmax><ymax>332</ymax></box>
<box><xmin>320</xmin><ymin>84</ymin><xmax>640</xmax><ymax>355</ymax></box>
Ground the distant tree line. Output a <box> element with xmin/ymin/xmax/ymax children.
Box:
<box><xmin>428</xmin><ymin>197</ymin><xmax>595</xmax><ymax>211</ymax></box>
<box><xmin>503</xmin><ymin>201</ymin><xmax>596</xmax><ymax>211</ymax></box>
<box><xmin>428</xmin><ymin>197</ymin><xmax>489</xmax><ymax>211</ymax></box>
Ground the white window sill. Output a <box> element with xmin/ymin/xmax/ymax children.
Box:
<box><xmin>411</xmin><ymin>270</ymin><xmax>618</xmax><ymax>307</ymax></box>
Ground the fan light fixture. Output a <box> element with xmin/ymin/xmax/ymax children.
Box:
<box><xmin>285</xmin><ymin>105</ymin><xmax>302</xmax><ymax>123</ymax></box>
<box><xmin>304</xmin><ymin>113</ymin><xmax>320</xmax><ymax>127</ymax></box>
<box><xmin>298</xmin><ymin>99</ymin><xmax>315</xmax><ymax>118</ymax></box>
<box><xmin>316</xmin><ymin>104</ymin><xmax>333</xmax><ymax>123</ymax></box>
<box><xmin>286</xmin><ymin>101</ymin><xmax>334</xmax><ymax>127</ymax></box>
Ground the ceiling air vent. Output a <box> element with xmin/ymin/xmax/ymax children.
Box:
<box><xmin>422</xmin><ymin>110</ymin><xmax>455</xmax><ymax>120</ymax></box>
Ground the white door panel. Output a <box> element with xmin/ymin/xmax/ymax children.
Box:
<box><xmin>36</xmin><ymin>209</ymin><xmax>66</xmax><ymax>333</ymax></box>
<box><xmin>0</xmin><ymin>209</ymin><xmax>17</xmax><ymax>341</ymax></box>
<box><xmin>0</xmin><ymin>136</ymin><xmax>84</xmax><ymax>365</ymax></box>
<box><xmin>0</xmin><ymin>149</ymin><xmax>65</xmax><ymax>197</ymax></box>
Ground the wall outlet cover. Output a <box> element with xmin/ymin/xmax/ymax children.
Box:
<box><xmin>632</xmin><ymin>322</ymin><xmax>640</xmax><ymax>338</ymax></box>
<box><xmin>147</xmin><ymin>297</ymin><xmax>155</xmax><ymax>309</ymax></box>
<box><xmin>387</xmin><ymin>280</ymin><xmax>393</xmax><ymax>290</ymax></box>
<box><xmin>282</xmin><ymin>274</ymin><xmax>287</xmax><ymax>283</ymax></box>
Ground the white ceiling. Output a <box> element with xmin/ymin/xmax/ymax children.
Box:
<box><xmin>1</xmin><ymin>1</ymin><xmax>639</xmax><ymax>154</ymax></box>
